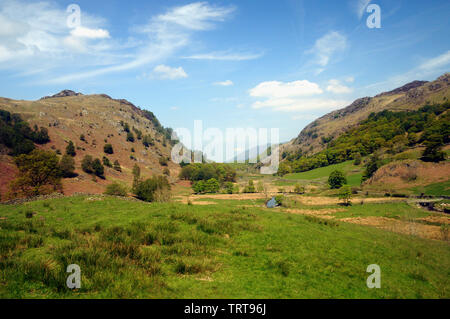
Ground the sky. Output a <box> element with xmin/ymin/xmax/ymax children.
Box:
<box><xmin>0</xmin><ymin>0</ymin><xmax>449</xmax><ymax>161</ymax></box>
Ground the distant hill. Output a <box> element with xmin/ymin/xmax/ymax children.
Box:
<box><xmin>282</xmin><ymin>73</ymin><xmax>450</xmax><ymax>156</ymax></box>
<box><xmin>0</xmin><ymin>91</ymin><xmax>179</xmax><ymax>198</ymax></box>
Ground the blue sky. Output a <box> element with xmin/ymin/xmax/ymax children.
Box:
<box><xmin>0</xmin><ymin>0</ymin><xmax>449</xmax><ymax>160</ymax></box>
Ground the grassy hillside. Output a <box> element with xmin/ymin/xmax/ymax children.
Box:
<box><xmin>0</xmin><ymin>91</ymin><xmax>179</xmax><ymax>199</ymax></box>
<box><xmin>0</xmin><ymin>195</ymin><xmax>449</xmax><ymax>298</ymax></box>
<box><xmin>283</xmin><ymin>73</ymin><xmax>450</xmax><ymax>156</ymax></box>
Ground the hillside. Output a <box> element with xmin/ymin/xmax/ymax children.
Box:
<box><xmin>283</xmin><ymin>73</ymin><xmax>450</xmax><ymax>156</ymax></box>
<box><xmin>0</xmin><ymin>91</ymin><xmax>179</xmax><ymax>198</ymax></box>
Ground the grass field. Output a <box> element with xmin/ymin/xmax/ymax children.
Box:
<box><xmin>1</xmin><ymin>195</ymin><xmax>449</xmax><ymax>298</ymax></box>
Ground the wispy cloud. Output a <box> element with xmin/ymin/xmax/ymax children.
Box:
<box><xmin>213</xmin><ymin>80</ymin><xmax>233</xmax><ymax>86</ymax></box>
<box><xmin>183</xmin><ymin>51</ymin><xmax>263</xmax><ymax>61</ymax></box>
<box><xmin>0</xmin><ymin>1</ymin><xmax>235</xmax><ymax>84</ymax></box>
<box><xmin>306</xmin><ymin>31</ymin><xmax>347</xmax><ymax>74</ymax></box>
<box><xmin>354</xmin><ymin>0</ymin><xmax>372</xmax><ymax>20</ymax></box>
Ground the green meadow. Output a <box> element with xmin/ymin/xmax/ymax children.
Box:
<box><xmin>0</xmin><ymin>196</ymin><xmax>449</xmax><ymax>298</ymax></box>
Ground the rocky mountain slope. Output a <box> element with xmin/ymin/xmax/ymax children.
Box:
<box><xmin>0</xmin><ymin>91</ymin><xmax>179</xmax><ymax>197</ymax></box>
<box><xmin>282</xmin><ymin>73</ymin><xmax>450</xmax><ymax>156</ymax></box>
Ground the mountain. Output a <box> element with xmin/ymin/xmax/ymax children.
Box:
<box><xmin>0</xmin><ymin>91</ymin><xmax>179</xmax><ymax>198</ymax></box>
<box><xmin>282</xmin><ymin>73</ymin><xmax>450</xmax><ymax>157</ymax></box>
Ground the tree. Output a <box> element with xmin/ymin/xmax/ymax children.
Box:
<box><xmin>92</xmin><ymin>158</ymin><xmax>105</xmax><ymax>178</ymax></box>
<box><xmin>66</xmin><ymin>140</ymin><xmax>76</xmax><ymax>156</ymax></box>
<box><xmin>362</xmin><ymin>155</ymin><xmax>381</xmax><ymax>182</ymax></box>
<box><xmin>113</xmin><ymin>160</ymin><xmax>122</xmax><ymax>172</ymax></box>
<box><xmin>277</xmin><ymin>162</ymin><xmax>292</xmax><ymax>176</ymax></box>
<box><xmin>421</xmin><ymin>136</ymin><xmax>446</xmax><ymax>163</ymax></box>
<box><xmin>353</xmin><ymin>153</ymin><xmax>362</xmax><ymax>165</ymax></box>
<box><xmin>59</xmin><ymin>154</ymin><xmax>76</xmax><ymax>178</ymax></box>
<box><xmin>103</xmin><ymin>143</ymin><xmax>114</xmax><ymax>154</ymax></box>
<box><xmin>339</xmin><ymin>185</ymin><xmax>352</xmax><ymax>206</ymax></box>
<box><xmin>204</xmin><ymin>178</ymin><xmax>220</xmax><ymax>193</ymax></box>
<box><xmin>328</xmin><ymin>170</ymin><xmax>347</xmax><ymax>189</ymax></box>
<box><xmin>81</xmin><ymin>155</ymin><xmax>94</xmax><ymax>174</ymax></box>
<box><xmin>192</xmin><ymin>180</ymin><xmax>206</xmax><ymax>194</ymax></box>
<box><xmin>11</xmin><ymin>149</ymin><xmax>62</xmax><ymax>197</ymax></box>
<box><xmin>132</xmin><ymin>164</ymin><xmax>141</xmax><ymax>192</ymax></box>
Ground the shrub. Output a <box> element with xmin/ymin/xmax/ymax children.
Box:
<box><xmin>104</xmin><ymin>183</ymin><xmax>127</xmax><ymax>196</ymax></box>
<box><xmin>59</xmin><ymin>154</ymin><xmax>76</xmax><ymax>178</ymax></box>
<box><xmin>134</xmin><ymin>176</ymin><xmax>171</xmax><ymax>202</ymax></box>
<box><xmin>80</xmin><ymin>134</ymin><xmax>86</xmax><ymax>142</ymax></box>
<box><xmin>163</xmin><ymin>168</ymin><xmax>170</xmax><ymax>176</ymax></box>
<box><xmin>103</xmin><ymin>143</ymin><xmax>114</xmax><ymax>154</ymax></box>
<box><xmin>243</xmin><ymin>180</ymin><xmax>256</xmax><ymax>193</ymax></box>
<box><xmin>224</xmin><ymin>182</ymin><xmax>234</xmax><ymax>194</ymax></box>
<box><xmin>328</xmin><ymin>170</ymin><xmax>346</xmax><ymax>189</ymax></box>
<box><xmin>126</xmin><ymin>132</ymin><xmax>135</xmax><ymax>142</ymax></box>
<box><xmin>362</xmin><ymin>155</ymin><xmax>381</xmax><ymax>182</ymax></box>
<box><xmin>293</xmin><ymin>184</ymin><xmax>305</xmax><ymax>194</ymax></box>
<box><xmin>65</xmin><ymin>140</ymin><xmax>76</xmax><ymax>157</ymax></box>
<box><xmin>159</xmin><ymin>157</ymin><xmax>168</xmax><ymax>166</ymax></box>
<box><xmin>102</xmin><ymin>156</ymin><xmax>112</xmax><ymax>167</ymax></box>
<box><xmin>192</xmin><ymin>180</ymin><xmax>206</xmax><ymax>194</ymax></box>
<box><xmin>113</xmin><ymin>160</ymin><xmax>121</xmax><ymax>172</ymax></box>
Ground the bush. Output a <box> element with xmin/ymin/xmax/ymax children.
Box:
<box><xmin>328</xmin><ymin>170</ymin><xmax>347</xmax><ymax>189</ymax></box>
<box><xmin>204</xmin><ymin>178</ymin><xmax>220</xmax><ymax>193</ymax></box>
<box><xmin>104</xmin><ymin>183</ymin><xmax>127</xmax><ymax>196</ymax></box>
<box><xmin>163</xmin><ymin>168</ymin><xmax>170</xmax><ymax>176</ymax></box>
<box><xmin>243</xmin><ymin>180</ymin><xmax>256</xmax><ymax>193</ymax></box>
<box><xmin>102</xmin><ymin>156</ymin><xmax>112</xmax><ymax>167</ymax></box>
<box><xmin>224</xmin><ymin>182</ymin><xmax>234</xmax><ymax>194</ymax></box>
<box><xmin>134</xmin><ymin>176</ymin><xmax>171</xmax><ymax>202</ymax></box>
<box><xmin>293</xmin><ymin>184</ymin><xmax>305</xmax><ymax>194</ymax></box>
<box><xmin>113</xmin><ymin>160</ymin><xmax>121</xmax><ymax>172</ymax></box>
<box><xmin>159</xmin><ymin>157</ymin><xmax>168</xmax><ymax>166</ymax></box>
<box><xmin>65</xmin><ymin>141</ymin><xmax>76</xmax><ymax>157</ymax></box>
<box><xmin>59</xmin><ymin>154</ymin><xmax>76</xmax><ymax>178</ymax></box>
<box><xmin>103</xmin><ymin>143</ymin><xmax>114</xmax><ymax>154</ymax></box>
<box><xmin>126</xmin><ymin>132</ymin><xmax>135</xmax><ymax>142</ymax></box>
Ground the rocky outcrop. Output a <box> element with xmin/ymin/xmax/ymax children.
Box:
<box><xmin>41</xmin><ymin>90</ymin><xmax>83</xmax><ymax>99</ymax></box>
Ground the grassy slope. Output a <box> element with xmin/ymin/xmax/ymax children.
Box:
<box><xmin>1</xmin><ymin>196</ymin><xmax>449</xmax><ymax>298</ymax></box>
<box><xmin>284</xmin><ymin>161</ymin><xmax>363</xmax><ymax>186</ymax></box>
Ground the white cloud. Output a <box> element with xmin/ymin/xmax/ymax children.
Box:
<box><xmin>326</xmin><ymin>79</ymin><xmax>353</xmax><ymax>94</ymax></box>
<box><xmin>306</xmin><ymin>31</ymin><xmax>347</xmax><ymax>72</ymax></box>
<box><xmin>70</xmin><ymin>26</ymin><xmax>110</xmax><ymax>39</ymax></box>
<box><xmin>249</xmin><ymin>79</ymin><xmax>349</xmax><ymax>112</ymax></box>
<box><xmin>214</xmin><ymin>80</ymin><xmax>233</xmax><ymax>86</ymax></box>
<box><xmin>170</xmin><ymin>106</ymin><xmax>179</xmax><ymax>110</ymax></box>
<box><xmin>249</xmin><ymin>80</ymin><xmax>322</xmax><ymax>98</ymax></box>
<box><xmin>152</xmin><ymin>64</ymin><xmax>188</xmax><ymax>79</ymax></box>
<box><xmin>183</xmin><ymin>51</ymin><xmax>262</xmax><ymax>61</ymax></box>
<box><xmin>252</xmin><ymin>97</ymin><xmax>348</xmax><ymax>112</ymax></box>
